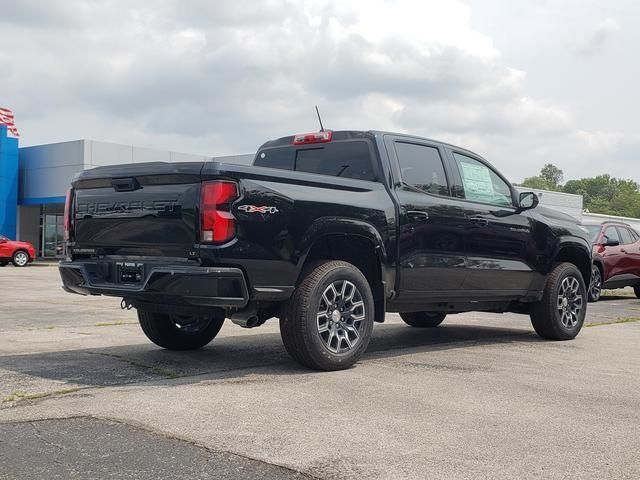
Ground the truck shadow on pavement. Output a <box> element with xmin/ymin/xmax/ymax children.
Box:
<box><xmin>1</xmin><ymin>323</ymin><xmax>542</xmax><ymax>394</ymax></box>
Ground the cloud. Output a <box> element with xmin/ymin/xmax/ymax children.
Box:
<box><xmin>577</xmin><ymin>18</ymin><xmax>620</xmax><ymax>56</ymax></box>
<box><xmin>0</xmin><ymin>1</ymin><xmax>635</xmax><ymax>184</ymax></box>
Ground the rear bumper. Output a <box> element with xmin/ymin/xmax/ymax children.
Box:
<box><xmin>59</xmin><ymin>260</ymin><xmax>249</xmax><ymax>308</ymax></box>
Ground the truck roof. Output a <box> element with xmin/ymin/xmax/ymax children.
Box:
<box><xmin>257</xmin><ymin>130</ymin><xmax>486</xmax><ymax>160</ymax></box>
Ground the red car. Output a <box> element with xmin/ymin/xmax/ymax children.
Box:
<box><xmin>583</xmin><ymin>221</ymin><xmax>640</xmax><ymax>301</ymax></box>
<box><xmin>0</xmin><ymin>235</ymin><xmax>36</xmax><ymax>267</ymax></box>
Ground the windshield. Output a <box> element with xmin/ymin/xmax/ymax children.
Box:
<box><xmin>584</xmin><ymin>225</ymin><xmax>601</xmax><ymax>243</ymax></box>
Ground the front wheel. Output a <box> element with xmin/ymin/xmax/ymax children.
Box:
<box><xmin>530</xmin><ymin>263</ymin><xmax>586</xmax><ymax>340</ymax></box>
<box><xmin>400</xmin><ymin>312</ymin><xmax>446</xmax><ymax>328</ymax></box>
<box><xmin>12</xmin><ymin>250</ymin><xmax>29</xmax><ymax>267</ymax></box>
<box><xmin>588</xmin><ymin>264</ymin><xmax>602</xmax><ymax>302</ymax></box>
<box><xmin>137</xmin><ymin>310</ymin><xmax>225</xmax><ymax>350</ymax></box>
<box><xmin>280</xmin><ymin>260</ymin><xmax>375</xmax><ymax>371</ymax></box>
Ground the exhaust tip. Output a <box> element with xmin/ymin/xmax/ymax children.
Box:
<box><xmin>230</xmin><ymin>312</ymin><xmax>262</xmax><ymax>329</ymax></box>
<box><xmin>245</xmin><ymin>316</ymin><xmax>260</xmax><ymax>328</ymax></box>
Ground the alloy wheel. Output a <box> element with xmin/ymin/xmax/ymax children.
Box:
<box><xmin>590</xmin><ymin>265</ymin><xmax>602</xmax><ymax>301</ymax></box>
<box><xmin>557</xmin><ymin>276</ymin><xmax>583</xmax><ymax>328</ymax></box>
<box><xmin>14</xmin><ymin>252</ymin><xmax>28</xmax><ymax>267</ymax></box>
<box><xmin>316</xmin><ymin>280</ymin><xmax>366</xmax><ymax>354</ymax></box>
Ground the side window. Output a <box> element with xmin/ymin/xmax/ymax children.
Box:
<box><xmin>604</xmin><ymin>227</ymin><xmax>620</xmax><ymax>244</ymax></box>
<box><xmin>453</xmin><ymin>153</ymin><xmax>513</xmax><ymax>207</ymax></box>
<box><xmin>631</xmin><ymin>229</ymin><xmax>640</xmax><ymax>242</ymax></box>
<box><xmin>394</xmin><ymin>142</ymin><xmax>449</xmax><ymax>196</ymax></box>
<box><xmin>617</xmin><ymin>227</ymin><xmax>634</xmax><ymax>245</ymax></box>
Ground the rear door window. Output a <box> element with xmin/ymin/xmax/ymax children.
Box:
<box><xmin>617</xmin><ymin>227</ymin><xmax>635</xmax><ymax>245</ymax></box>
<box><xmin>394</xmin><ymin>142</ymin><xmax>449</xmax><ymax>196</ymax></box>
<box><xmin>255</xmin><ymin>141</ymin><xmax>376</xmax><ymax>181</ymax></box>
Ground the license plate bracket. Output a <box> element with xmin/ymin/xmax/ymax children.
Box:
<box><xmin>117</xmin><ymin>262</ymin><xmax>144</xmax><ymax>284</ymax></box>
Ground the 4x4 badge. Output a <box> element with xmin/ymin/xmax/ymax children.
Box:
<box><xmin>237</xmin><ymin>205</ymin><xmax>279</xmax><ymax>214</ymax></box>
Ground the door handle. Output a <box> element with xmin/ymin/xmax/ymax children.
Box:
<box><xmin>621</xmin><ymin>248</ymin><xmax>627</xmax><ymax>253</ymax></box>
<box><xmin>407</xmin><ymin>211</ymin><xmax>429</xmax><ymax>222</ymax></box>
<box><xmin>469</xmin><ymin>216</ymin><xmax>489</xmax><ymax>227</ymax></box>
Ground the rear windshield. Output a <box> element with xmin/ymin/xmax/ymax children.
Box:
<box><xmin>254</xmin><ymin>141</ymin><xmax>376</xmax><ymax>181</ymax></box>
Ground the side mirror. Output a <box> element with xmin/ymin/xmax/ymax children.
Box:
<box><xmin>0</xmin><ymin>238</ymin><xmax>6</xmax><ymax>244</ymax></box>
<box><xmin>603</xmin><ymin>237</ymin><xmax>620</xmax><ymax>247</ymax></box>
<box><xmin>518</xmin><ymin>192</ymin><xmax>539</xmax><ymax>211</ymax></box>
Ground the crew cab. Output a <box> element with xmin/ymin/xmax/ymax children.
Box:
<box><xmin>0</xmin><ymin>235</ymin><xmax>36</xmax><ymax>267</ymax></box>
<box><xmin>59</xmin><ymin>130</ymin><xmax>592</xmax><ymax>370</ymax></box>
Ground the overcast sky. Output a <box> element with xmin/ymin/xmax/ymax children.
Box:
<box><xmin>0</xmin><ymin>0</ymin><xmax>637</xmax><ymax>183</ymax></box>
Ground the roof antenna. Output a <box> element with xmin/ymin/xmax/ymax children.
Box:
<box><xmin>315</xmin><ymin>105</ymin><xmax>325</xmax><ymax>132</ymax></box>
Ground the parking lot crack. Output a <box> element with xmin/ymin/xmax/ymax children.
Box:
<box><xmin>29</xmin><ymin>421</ymin><xmax>67</xmax><ymax>467</ymax></box>
<box><xmin>85</xmin><ymin>351</ymin><xmax>179</xmax><ymax>379</ymax></box>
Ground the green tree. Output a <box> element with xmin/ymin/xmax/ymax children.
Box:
<box><xmin>540</xmin><ymin>164</ymin><xmax>564</xmax><ymax>188</ymax></box>
<box><xmin>563</xmin><ymin>175</ymin><xmax>640</xmax><ymax>217</ymax></box>
<box><xmin>520</xmin><ymin>163</ymin><xmax>564</xmax><ymax>191</ymax></box>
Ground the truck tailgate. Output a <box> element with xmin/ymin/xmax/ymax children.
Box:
<box><xmin>71</xmin><ymin>162</ymin><xmax>204</xmax><ymax>258</ymax></box>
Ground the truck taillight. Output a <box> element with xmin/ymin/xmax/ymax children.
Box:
<box><xmin>63</xmin><ymin>188</ymin><xmax>72</xmax><ymax>241</ymax></box>
<box><xmin>292</xmin><ymin>131</ymin><xmax>332</xmax><ymax>145</ymax></box>
<box><xmin>200</xmin><ymin>181</ymin><xmax>238</xmax><ymax>244</ymax></box>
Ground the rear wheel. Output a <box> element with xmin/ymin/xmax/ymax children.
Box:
<box><xmin>588</xmin><ymin>264</ymin><xmax>602</xmax><ymax>302</ymax></box>
<box><xmin>530</xmin><ymin>263</ymin><xmax>586</xmax><ymax>340</ymax></box>
<box><xmin>12</xmin><ymin>250</ymin><xmax>29</xmax><ymax>267</ymax></box>
<box><xmin>280</xmin><ymin>260</ymin><xmax>374</xmax><ymax>371</ymax></box>
<box><xmin>400</xmin><ymin>312</ymin><xmax>446</xmax><ymax>328</ymax></box>
<box><xmin>137</xmin><ymin>310</ymin><xmax>225</xmax><ymax>350</ymax></box>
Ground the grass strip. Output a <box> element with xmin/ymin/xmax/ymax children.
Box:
<box><xmin>586</xmin><ymin>316</ymin><xmax>640</xmax><ymax>327</ymax></box>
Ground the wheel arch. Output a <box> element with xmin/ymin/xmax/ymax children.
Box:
<box><xmin>296</xmin><ymin>218</ymin><xmax>389</xmax><ymax>322</ymax></box>
<box><xmin>592</xmin><ymin>257</ymin><xmax>604</xmax><ymax>278</ymax></box>
<box><xmin>555</xmin><ymin>244</ymin><xmax>592</xmax><ymax>286</ymax></box>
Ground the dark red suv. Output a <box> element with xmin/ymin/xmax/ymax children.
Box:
<box><xmin>583</xmin><ymin>221</ymin><xmax>640</xmax><ymax>301</ymax></box>
<box><xmin>0</xmin><ymin>235</ymin><xmax>36</xmax><ymax>267</ymax></box>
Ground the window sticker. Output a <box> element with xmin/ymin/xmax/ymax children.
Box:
<box><xmin>460</xmin><ymin>161</ymin><xmax>494</xmax><ymax>198</ymax></box>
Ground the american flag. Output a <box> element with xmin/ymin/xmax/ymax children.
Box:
<box><xmin>0</xmin><ymin>107</ymin><xmax>19</xmax><ymax>137</ymax></box>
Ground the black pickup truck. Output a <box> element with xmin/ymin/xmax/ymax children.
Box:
<box><xmin>60</xmin><ymin>130</ymin><xmax>592</xmax><ymax>370</ymax></box>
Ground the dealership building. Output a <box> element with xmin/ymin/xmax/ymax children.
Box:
<box><xmin>0</xmin><ymin>125</ymin><xmax>251</xmax><ymax>258</ymax></box>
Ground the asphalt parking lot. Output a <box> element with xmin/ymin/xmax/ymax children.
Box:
<box><xmin>1</xmin><ymin>264</ymin><xmax>639</xmax><ymax>480</ymax></box>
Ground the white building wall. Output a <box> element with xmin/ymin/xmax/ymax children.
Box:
<box><xmin>583</xmin><ymin>212</ymin><xmax>640</xmax><ymax>231</ymax></box>
<box><xmin>84</xmin><ymin>140</ymin><xmax>212</xmax><ymax>168</ymax></box>
<box><xmin>515</xmin><ymin>187</ymin><xmax>583</xmax><ymax>220</ymax></box>
<box><xmin>19</xmin><ymin>139</ymin><xmax>253</xmax><ymax>202</ymax></box>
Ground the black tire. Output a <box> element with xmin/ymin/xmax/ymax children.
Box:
<box><xmin>0</xmin><ymin>262</ymin><xmax>7</xmax><ymax>267</ymax></box>
<box><xmin>12</xmin><ymin>250</ymin><xmax>29</xmax><ymax>267</ymax></box>
<box><xmin>588</xmin><ymin>264</ymin><xmax>602</xmax><ymax>302</ymax></box>
<box><xmin>400</xmin><ymin>312</ymin><xmax>446</xmax><ymax>328</ymax></box>
<box><xmin>530</xmin><ymin>262</ymin><xmax>586</xmax><ymax>340</ymax></box>
<box><xmin>280</xmin><ymin>260</ymin><xmax>375</xmax><ymax>371</ymax></box>
<box><xmin>137</xmin><ymin>310</ymin><xmax>225</xmax><ymax>350</ymax></box>
<box><xmin>634</xmin><ymin>285</ymin><xmax>640</xmax><ymax>299</ymax></box>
